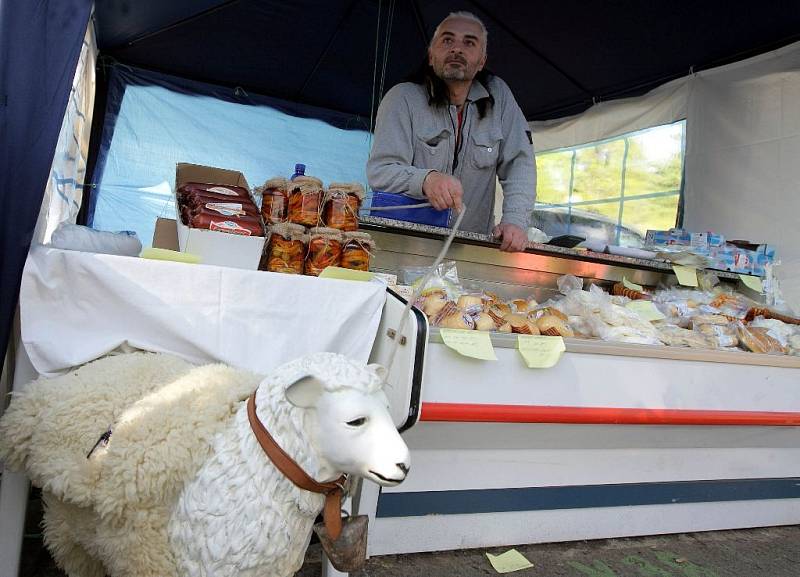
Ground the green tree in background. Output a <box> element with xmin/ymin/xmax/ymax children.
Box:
<box><xmin>535</xmin><ymin>123</ymin><xmax>683</xmax><ymax>244</ymax></box>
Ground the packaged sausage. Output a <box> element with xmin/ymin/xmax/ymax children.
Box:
<box><xmin>258</xmin><ymin>177</ymin><xmax>289</xmax><ymax>225</ymax></box>
<box><xmin>189</xmin><ymin>212</ymin><xmax>265</xmax><ymax>236</ymax></box>
<box><xmin>261</xmin><ymin>223</ymin><xmax>307</xmax><ymax>274</ymax></box>
<box><xmin>288</xmin><ymin>176</ymin><xmax>324</xmax><ymax>227</ymax></box>
<box><xmin>323</xmin><ymin>182</ymin><xmax>364</xmax><ymax>231</ymax></box>
<box><xmin>178</xmin><ymin>182</ymin><xmax>251</xmax><ymax>199</ymax></box>
<box><xmin>340</xmin><ymin>231</ymin><xmax>374</xmax><ymax>271</ymax></box>
<box><xmin>304</xmin><ymin>227</ymin><xmax>343</xmax><ymax>276</ymax></box>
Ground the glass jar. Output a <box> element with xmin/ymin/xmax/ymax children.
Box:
<box><xmin>287</xmin><ymin>176</ymin><xmax>324</xmax><ymax>227</ymax></box>
<box><xmin>323</xmin><ymin>183</ymin><xmax>364</xmax><ymax>231</ymax></box>
<box><xmin>340</xmin><ymin>231</ymin><xmax>374</xmax><ymax>271</ymax></box>
<box><xmin>260</xmin><ymin>223</ymin><xmax>307</xmax><ymax>274</ymax></box>
<box><xmin>259</xmin><ymin>177</ymin><xmax>289</xmax><ymax>225</ymax></box>
<box><xmin>304</xmin><ymin>227</ymin><xmax>343</xmax><ymax>276</ymax></box>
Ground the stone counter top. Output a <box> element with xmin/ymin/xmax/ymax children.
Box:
<box><xmin>359</xmin><ymin>215</ymin><xmax>741</xmax><ymax>281</ymax></box>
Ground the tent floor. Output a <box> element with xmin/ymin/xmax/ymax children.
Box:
<box><xmin>21</xmin><ymin>488</ymin><xmax>799</xmax><ymax>576</ymax></box>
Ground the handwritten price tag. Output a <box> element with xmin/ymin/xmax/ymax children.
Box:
<box><xmin>440</xmin><ymin>328</ymin><xmax>497</xmax><ymax>360</ymax></box>
<box><xmin>319</xmin><ymin>266</ymin><xmax>374</xmax><ymax>282</ymax></box>
<box><xmin>517</xmin><ymin>335</ymin><xmax>566</xmax><ymax>368</ymax></box>
<box><xmin>739</xmin><ymin>274</ymin><xmax>763</xmax><ymax>293</ymax></box>
<box><xmin>672</xmin><ymin>265</ymin><xmax>698</xmax><ymax>287</ymax></box>
<box><xmin>626</xmin><ymin>300</ymin><xmax>667</xmax><ymax>321</ymax></box>
<box><xmin>623</xmin><ymin>277</ymin><xmax>644</xmax><ymax>292</ymax></box>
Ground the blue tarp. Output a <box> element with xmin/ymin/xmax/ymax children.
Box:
<box><xmin>89</xmin><ymin>65</ymin><xmax>373</xmax><ymax>246</ymax></box>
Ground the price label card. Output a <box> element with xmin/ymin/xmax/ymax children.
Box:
<box><xmin>517</xmin><ymin>335</ymin><xmax>566</xmax><ymax>368</ymax></box>
<box><xmin>140</xmin><ymin>247</ymin><xmax>201</xmax><ymax>264</ymax></box>
<box><xmin>626</xmin><ymin>300</ymin><xmax>667</xmax><ymax>321</ymax></box>
<box><xmin>739</xmin><ymin>274</ymin><xmax>763</xmax><ymax>293</ymax></box>
<box><xmin>672</xmin><ymin>264</ymin><xmax>698</xmax><ymax>287</ymax></box>
<box><xmin>319</xmin><ymin>266</ymin><xmax>374</xmax><ymax>282</ymax></box>
<box><xmin>440</xmin><ymin>328</ymin><xmax>497</xmax><ymax>360</ymax></box>
<box><xmin>485</xmin><ymin>549</ymin><xmax>534</xmax><ymax>573</ymax></box>
<box><xmin>623</xmin><ymin>277</ymin><xmax>644</xmax><ymax>292</ymax></box>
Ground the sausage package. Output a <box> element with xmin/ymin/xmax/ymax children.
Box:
<box><xmin>174</xmin><ymin>162</ymin><xmax>267</xmax><ymax>269</ymax></box>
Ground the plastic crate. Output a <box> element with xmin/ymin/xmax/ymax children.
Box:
<box><xmin>369</xmin><ymin>191</ymin><xmax>451</xmax><ymax>228</ymax></box>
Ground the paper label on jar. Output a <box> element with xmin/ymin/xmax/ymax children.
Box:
<box><xmin>207</xmin><ymin>186</ymin><xmax>240</xmax><ymax>196</ymax></box>
<box><xmin>209</xmin><ymin>220</ymin><xmax>252</xmax><ymax>236</ymax></box>
<box><xmin>205</xmin><ymin>202</ymin><xmax>245</xmax><ymax>216</ymax></box>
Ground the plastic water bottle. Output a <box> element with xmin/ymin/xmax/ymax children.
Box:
<box><xmin>290</xmin><ymin>163</ymin><xmax>306</xmax><ymax>180</ymax></box>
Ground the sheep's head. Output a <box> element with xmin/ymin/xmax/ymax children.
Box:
<box><xmin>265</xmin><ymin>353</ymin><xmax>410</xmax><ymax>487</ymax></box>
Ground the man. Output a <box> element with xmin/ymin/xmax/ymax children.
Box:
<box><xmin>367</xmin><ymin>11</ymin><xmax>536</xmax><ymax>252</ymax></box>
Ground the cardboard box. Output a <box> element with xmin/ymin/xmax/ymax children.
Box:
<box><xmin>174</xmin><ymin>163</ymin><xmax>265</xmax><ymax>269</ymax></box>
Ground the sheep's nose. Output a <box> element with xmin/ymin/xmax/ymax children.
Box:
<box><xmin>397</xmin><ymin>462</ymin><xmax>410</xmax><ymax>475</ymax></box>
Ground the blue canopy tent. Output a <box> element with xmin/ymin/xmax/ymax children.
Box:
<box><xmin>2</xmin><ymin>0</ymin><xmax>800</xmax><ymax>379</ymax></box>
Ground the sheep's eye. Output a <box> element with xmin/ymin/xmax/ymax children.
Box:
<box><xmin>346</xmin><ymin>417</ymin><xmax>368</xmax><ymax>427</ymax></box>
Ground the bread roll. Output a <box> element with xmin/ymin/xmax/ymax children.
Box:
<box><xmin>536</xmin><ymin>315</ymin><xmax>574</xmax><ymax>337</ymax></box>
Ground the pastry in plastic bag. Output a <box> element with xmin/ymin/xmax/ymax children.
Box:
<box><xmin>736</xmin><ymin>323</ymin><xmax>787</xmax><ymax>354</ymax></box>
<box><xmin>657</xmin><ymin>325</ymin><xmax>714</xmax><ymax>349</ymax></box>
<box><xmin>536</xmin><ymin>315</ymin><xmax>574</xmax><ymax>337</ymax></box>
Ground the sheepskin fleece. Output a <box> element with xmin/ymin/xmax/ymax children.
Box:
<box><xmin>0</xmin><ymin>352</ymin><xmax>260</xmax><ymax>577</ymax></box>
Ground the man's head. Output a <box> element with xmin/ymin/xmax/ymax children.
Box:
<box><xmin>428</xmin><ymin>12</ymin><xmax>488</xmax><ymax>83</ymax></box>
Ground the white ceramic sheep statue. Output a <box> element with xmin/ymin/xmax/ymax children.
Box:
<box><xmin>0</xmin><ymin>350</ymin><xmax>410</xmax><ymax>577</ymax></box>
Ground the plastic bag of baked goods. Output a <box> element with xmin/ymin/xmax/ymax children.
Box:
<box><xmin>402</xmin><ymin>260</ymin><xmax>462</xmax><ymax>299</ymax></box>
<box><xmin>735</xmin><ymin>321</ymin><xmax>788</xmax><ymax>354</ymax></box>
<box><xmin>304</xmin><ymin>227</ymin><xmax>343</xmax><ymax>276</ymax></box>
<box><xmin>260</xmin><ymin>223</ymin><xmax>307</xmax><ymax>274</ymax></box>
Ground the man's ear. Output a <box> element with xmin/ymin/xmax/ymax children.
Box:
<box><xmin>478</xmin><ymin>52</ymin><xmax>487</xmax><ymax>72</ymax></box>
<box><xmin>285</xmin><ymin>375</ymin><xmax>326</xmax><ymax>408</ymax></box>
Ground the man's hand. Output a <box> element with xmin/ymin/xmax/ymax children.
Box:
<box><xmin>492</xmin><ymin>222</ymin><xmax>528</xmax><ymax>252</ymax></box>
<box><xmin>422</xmin><ymin>171</ymin><xmax>463</xmax><ymax>212</ymax></box>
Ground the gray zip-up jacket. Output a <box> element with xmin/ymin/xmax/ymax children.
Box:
<box><xmin>367</xmin><ymin>76</ymin><xmax>536</xmax><ymax>234</ymax></box>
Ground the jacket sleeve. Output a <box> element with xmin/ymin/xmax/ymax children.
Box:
<box><xmin>367</xmin><ymin>86</ymin><xmax>434</xmax><ymax>199</ymax></box>
<box><xmin>495</xmin><ymin>83</ymin><xmax>537</xmax><ymax>230</ymax></box>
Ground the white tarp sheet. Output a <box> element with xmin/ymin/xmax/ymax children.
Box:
<box><xmin>20</xmin><ymin>247</ymin><xmax>386</xmax><ymax>376</ymax></box>
<box><xmin>683</xmin><ymin>42</ymin><xmax>800</xmax><ymax>310</ymax></box>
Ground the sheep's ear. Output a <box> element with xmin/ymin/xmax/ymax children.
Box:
<box><xmin>367</xmin><ymin>363</ymin><xmax>388</xmax><ymax>383</ymax></box>
<box><xmin>285</xmin><ymin>375</ymin><xmax>325</xmax><ymax>408</ymax></box>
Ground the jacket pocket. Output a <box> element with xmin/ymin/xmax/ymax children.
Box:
<box><xmin>469</xmin><ymin>128</ymin><xmax>503</xmax><ymax>169</ymax></box>
<box><xmin>413</xmin><ymin>129</ymin><xmax>450</xmax><ymax>171</ymax></box>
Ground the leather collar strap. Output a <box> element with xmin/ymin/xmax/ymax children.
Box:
<box><xmin>247</xmin><ymin>393</ymin><xmax>347</xmax><ymax>540</ymax></box>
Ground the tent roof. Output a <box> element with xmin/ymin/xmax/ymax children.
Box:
<box><xmin>96</xmin><ymin>1</ymin><xmax>800</xmax><ymax>120</ymax></box>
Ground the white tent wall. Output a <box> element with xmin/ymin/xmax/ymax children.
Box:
<box><xmin>526</xmin><ymin>40</ymin><xmax>800</xmax><ymax>311</ymax></box>
<box><xmin>32</xmin><ymin>20</ymin><xmax>97</xmax><ymax>245</ymax></box>
<box><xmin>529</xmin><ymin>76</ymin><xmax>688</xmax><ymax>153</ymax></box>
<box><xmin>684</xmin><ymin>41</ymin><xmax>800</xmax><ymax>312</ymax></box>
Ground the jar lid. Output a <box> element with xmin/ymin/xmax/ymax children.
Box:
<box><xmin>327</xmin><ymin>182</ymin><xmax>365</xmax><ymax>200</ymax></box>
<box><xmin>269</xmin><ymin>222</ymin><xmax>307</xmax><ymax>241</ymax></box>
<box><xmin>308</xmin><ymin>226</ymin><xmax>344</xmax><ymax>241</ymax></box>
<box><xmin>289</xmin><ymin>175</ymin><xmax>323</xmax><ymax>189</ymax></box>
<box><xmin>343</xmin><ymin>231</ymin><xmax>375</xmax><ymax>249</ymax></box>
<box><xmin>263</xmin><ymin>176</ymin><xmax>288</xmax><ymax>190</ymax></box>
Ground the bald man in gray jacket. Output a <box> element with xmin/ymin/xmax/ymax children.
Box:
<box><xmin>367</xmin><ymin>11</ymin><xmax>536</xmax><ymax>252</ymax></box>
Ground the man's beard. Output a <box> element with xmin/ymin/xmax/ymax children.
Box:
<box><xmin>441</xmin><ymin>66</ymin><xmax>467</xmax><ymax>80</ymax></box>
<box><xmin>438</xmin><ymin>61</ymin><xmax>473</xmax><ymax>81</ymax></box>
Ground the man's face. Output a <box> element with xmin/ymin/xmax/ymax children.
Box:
<box><xmin>428</xmin><ymin>17</ymin><xmax>486</xmax><ymax>82</ymax></box>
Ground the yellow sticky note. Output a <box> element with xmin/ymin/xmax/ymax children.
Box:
<box><xmin>486</xmin><ymin>549</ymin><xmax>534</xmax><ymax>574</ymax></box>
<box><xmin>672</xmin><ymin>264</ymin><xmax>698</xmax><ymax>287</ymax></box>
<box><xmin>319</xmin><ymin>266</ymin><xmax>374</xmax><ymax>282</ymax></box>
<box><xmin>517</xmin><ymin>335</ymin><xmax>566</xmax><ymax>368</ymax></box>
<box><xmin>626</xmin><ymin>300</ymin><xmax>667</xmax><ymax>321</ymax></box>
<box><xmin>739</xmin><ymin>274</ymin><xmax>763</xmax><ymax>293</ymax></box>
<box><xmin>440</xmin><ymin>328</ymin><xmax>497</xmax><ymax>360</ymax></box>
<box><xmin>140</xmin><ymin>247</ymin><xmax>201</xmax><ymax>264</ymax></box>
<box><xmin>623</xmin><ymin>277</ymin><xmax>644</xmax><ymax>292</ymax></box>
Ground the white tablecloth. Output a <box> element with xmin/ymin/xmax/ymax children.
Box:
<box><xmin>21</xmin><ymin>247</ymin><xmax>386</xmax><ymax>376</ymax></box>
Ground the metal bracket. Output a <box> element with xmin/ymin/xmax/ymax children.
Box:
<box><xmin>387</xmin><ymin>328</ymin><xmax>407</xmax><ymax>345</ymax></box>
